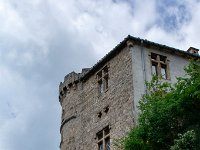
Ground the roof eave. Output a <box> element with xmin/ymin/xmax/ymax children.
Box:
<box><xmin>81</xmin><ymin>35</ymin><xmax>200</xmax><ymax>82</ymax></box>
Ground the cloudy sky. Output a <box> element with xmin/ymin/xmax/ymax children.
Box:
<box><xmin>0</xmin><ymin>0</ymin><xmax>200</xmax><ymax>150</ymax></box>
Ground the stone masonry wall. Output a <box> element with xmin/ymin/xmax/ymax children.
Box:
<box><xmin>59</xmin><ymin>45</ymin><xmax>135</xmax><ymax>150</ymax></box>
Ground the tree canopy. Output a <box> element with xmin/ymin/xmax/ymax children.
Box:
<box><xmin>121</xmin><ymin>60</ymin><xmax>200</xmax><ymax>150</ymax></box>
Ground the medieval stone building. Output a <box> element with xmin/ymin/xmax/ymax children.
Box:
<box><xmin>59</xmin><ymin>35</ymin><xmax>199</xmax><ymax>150</ymax></box>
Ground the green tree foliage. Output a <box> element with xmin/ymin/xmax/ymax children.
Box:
<box><xmin>122</xmin><ymin>61</ymin><xmax>200</xmax><ymax>150</ymax></box>
<box><xmin>170</xmin><ymin>130</ymin><xmax>196</xmax><ymax>150</ymax></box>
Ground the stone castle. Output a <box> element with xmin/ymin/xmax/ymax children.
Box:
<box><xmin>59</xmin><ymin>35</ymin><xmax>199</xmax><ymax>150</ymax></box>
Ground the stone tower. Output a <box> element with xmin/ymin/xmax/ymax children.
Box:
<box><xmin>59</xmin><ymin>35</ymin><xmax>199</xmax><ymax>150</ymax></box>
<box><xmin>59</xmin><ymin>70</ymin><xmax>89</xmax><ymax>149</ymax></box>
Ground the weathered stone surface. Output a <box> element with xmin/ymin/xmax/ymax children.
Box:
<box><xmin>59</xmin><ymin>36</ymin><xmax>199</xmax><ymax>150</ymax></box>
<box><xmin>59</xmin><ymin>46</ymin><xmax>134</xmax><ymax>150</ymax></box>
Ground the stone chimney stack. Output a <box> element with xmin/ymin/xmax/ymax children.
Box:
<box><xmin>187</xmin><ymin>47</ymin><xmax>199</xmax><ymax>55</ymax></box>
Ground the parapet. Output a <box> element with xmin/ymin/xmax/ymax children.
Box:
<box><xmin>60</xmin><ymin>68</ymin><xmax>90</xmax><ymax>89</ymax></box>
<box><xmin>59</xmin><ymin>68</ymin><xmax>90</xmax><ymax>102</ymax></box>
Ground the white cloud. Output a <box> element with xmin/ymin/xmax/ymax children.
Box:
<box><xmin>0</xmin><ymin>63</ymin><xmax>60</xmax><ymax>150</ymax></box>
<box><xmin>0</xmin><ymin>0</ymin><xmax>25</xmax><ymax>39</ymax></box>
<box><xmin>0</xmin><ymin>0</ymin><xmax>200</xmax><ymax>150</ymax></box>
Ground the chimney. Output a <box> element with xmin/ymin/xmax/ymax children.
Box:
<box><xmin>187</xmin><ymin>47</ymin><xmax>199</xmax><ymax>55</ymax></box>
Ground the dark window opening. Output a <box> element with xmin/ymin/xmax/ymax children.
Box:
<box><xmin>98</xmin><ymin>141</ymin><xmax>103</xmax><ymax>150</ymax></box>
<box><xmin>151</xmin><ymin>53</ymin><xmax>157</xmax><ymax>60</ymax></box>
<box><xmin>97</xmin><ymin>131</ymin><xmax>103</xmax><ymax>140</ymax></box>
<box><xmin>104</xmin><ymin>126</ymin><xmax>110</xmax><ymax>135</ymax></box>
<box><xmin>160</xmin><ymin>55</ymin><xmax>166</xmax><ymax>63</ymax></box>
<box><xmin>105</xmin><ymin>137</ymin><xmax>110</xmax><ymax>150</ymax></box>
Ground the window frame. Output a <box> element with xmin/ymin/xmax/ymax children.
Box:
<box><xmin>97</xmin><ymin>65</ymin><xmax>109</xmax><ymax>96</ymax></box>
<box><xmin>150</xmin><ymin>53</ymin><xmax>170</xmax><ymax>80</ymax></box>
<box><xmin>96</xmin><ymin>126</ymin><xmax>110</xmax><ymax>150</ymax></box>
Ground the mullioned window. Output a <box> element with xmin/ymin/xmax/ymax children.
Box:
<box><xmin>97</xmin><ymin>66</ymin><xmax>109</xmax><ymax>95</ymax></box>
<box><xmin>151</xmin><ymin>53</ymin><xmax>170</xmax><ymax>79</ymax></box>
<box><xmin>96</xmin><ymin>126</ymin><xmax>110</xmax><ymax>150</ymax></box>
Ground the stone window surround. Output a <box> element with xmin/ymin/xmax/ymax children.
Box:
<box><xmin>150</xmin><ymin>52</ymin><xmax>170</xmax><ymax>80</ymax></box>
<box><xmin>97</xmin><ymin>65</ymin><xmax>109</xmax><ymax>96</ymax></box>
<box><xmin>96</xmin><ymin>126</ymin><xmax>110</xmax><ymax>150</ymax></box>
